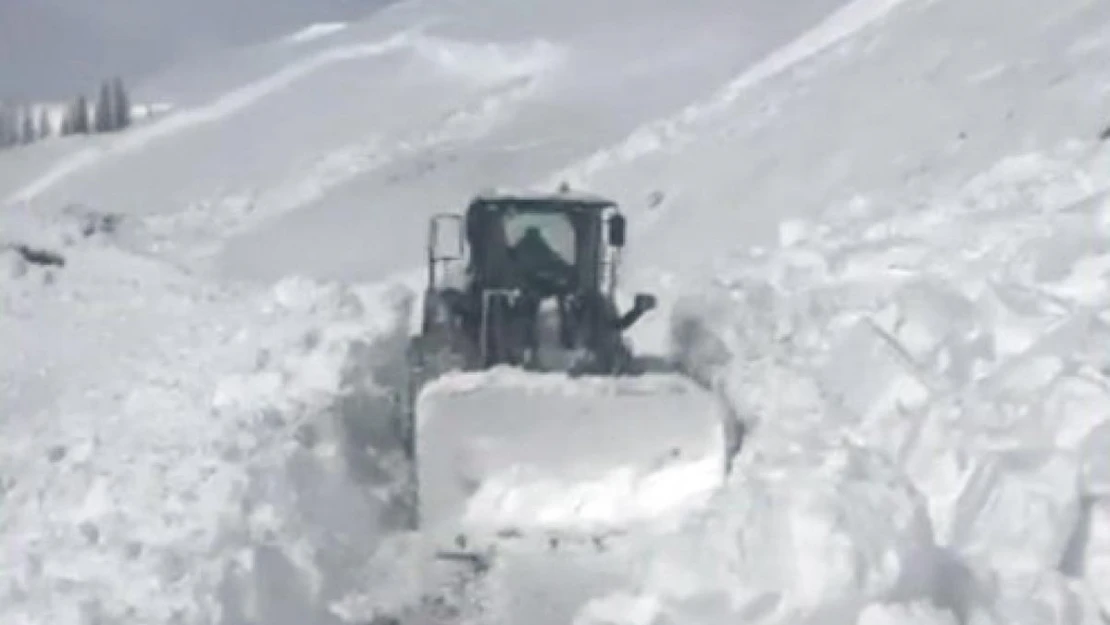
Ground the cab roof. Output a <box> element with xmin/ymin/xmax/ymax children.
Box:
<box><xmin>470</xmin><ymin>187</ymin><xmax>618</xmax><ymax>210</ymax></box>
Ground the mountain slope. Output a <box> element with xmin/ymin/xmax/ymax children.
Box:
<box><xmin>0</xmin><ymin>0</ymin><xmax>395</xmax><ymax>99</ymax></box>
<box><xmin>4</xmin><ymin>0</ymin><xmax>848</xmax><ymax>280</ymax></box>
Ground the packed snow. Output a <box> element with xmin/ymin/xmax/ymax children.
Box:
<box><xmin>414</xmin><ymin>368</ymin><xmax>731</xmax><ymax>543</ymax></box>
<box><xmin>3</xmin><ymin>0</ymin><xmax>1110</xmax><ymax>623</ymax></box>
<box><xmin>0</xmin><ymin>206</ymin><xmax>418</xmax><ymax>624</ymax></box>
<box><xmin>628</xmin><ymin>148</ymin><xmax>1110</xmax><ymax>625</ymax></box>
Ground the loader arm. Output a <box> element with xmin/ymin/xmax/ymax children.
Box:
<box><xmin>613</xmin><ymin>293</ymin><xmax>658</xmax><ymax>330</ymax></box>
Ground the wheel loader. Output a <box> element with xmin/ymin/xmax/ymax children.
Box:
<box><xmin>397</xmin><ymin>187</ymin><xmax>732</xmax><ymax>624</ymax></box>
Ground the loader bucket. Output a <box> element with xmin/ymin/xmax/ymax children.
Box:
<box><xmin>413</xmin><ymin>366</ymin><xmax>730</xmax><ymax>551</ymax></box>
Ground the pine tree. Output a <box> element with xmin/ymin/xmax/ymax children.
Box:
<box><xmin>20</xmin><ymin>106</ymin><xmax>35</xmax><ymax>144</ymax></box>
<box><xmin>95</xmin><ymin>80</ymin><xmax>113</xmax><ymax>132</ymax></box>
<box><xmin>59</xmin><ymin>106</ymin><xmax>73</xmax><ymax>136</ymax></box>
<box><xmin>71</xmin><ymin>95</ymin><xmax>90</xmax><ymax>134</ymax></box>
<box><xmin>111</xmin><ymin>77</ymin><xmax>131</xmax><ymax>130</ymax></box>
<box><xmin>0</xmin><ymin>104</ymin><xmax>11</xmax><ymax>148</ymax></box>
<box><xmin>38</xmin><ymin>108</ymin><xmax>51</xmax><ymax>139</ymax></box>
<box><xmin>0</xmin><ymin>111</ymin><xmax>11</xmax><ymax>148</ymax></box>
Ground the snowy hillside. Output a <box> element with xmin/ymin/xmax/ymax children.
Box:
<box><xmin>0</xmin><ymin>0</ymin><xmax>394</xmax><ymax>99</ymax></box>
<box><xmin>2</xmin><ymin>0</ymin><xmax>848</xmax><ymax>280</ymax></box>
<box><xmin>3</xmin><ymin>0</ymin><xmax>1110</xmax><ymax>623</ymax></box>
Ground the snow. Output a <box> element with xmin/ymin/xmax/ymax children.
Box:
<box><xmin>1</xmin><ymin>0</ymin><xmax>850</xmax><ymax>282</ymax></box>
<box><xmin>4</xmin><ymin>0</ymin><xmax>1110</xmax><ymax>622</ymax></box>
<box><xmin>649</xmin><ymin>146</ymin><xmax>1110</xmax><ymax>624</ymax></box>
<box><xmin>286</xmin><ymin>22</ymin><xmax>350</xmax><ymax>45</ymax></box>
<box><xmin>620</xmin><ymin>436</ymin><xmax>939</xmax><ymax>625</ymax></box>
<box><xmin>545</xmin><ymin>0</ymin><xmax>916</xmax><ymax>189</ymax></box>
<box><xmin>1084</xmin><ymin>502</ymin><xmax>1110</xmax><ymax>615</ymax></box>
<box><xmin>414</xmin><ymin>369</ymin><xmax>729</xmax><ymax>545</ymax></box>
<box><xmin>461</xmin><ymin>453</ymin><xmax>722</xmax><ymax>534</ymax></box>
<box><xmin>0</xmin><ymin>209</ymin><xmax>417</xmax><ymax>624</ymax></box>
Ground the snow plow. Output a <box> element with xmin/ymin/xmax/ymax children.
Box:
<box><xmin>399</xmin><ymin>187</ymin><xmax>732</xmax><ymax>621</ymax></box>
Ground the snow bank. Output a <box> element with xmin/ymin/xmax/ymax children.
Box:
<box><xmin>1082</xmin><ymin>501</ymin><xmax>1110</xmax><ymax>615</ymax></box>
<box><xmin>617</xmin><ymin>437</ymin><xmax>937</xmax><ymax>625</ymax></box>
<box><xmin>414</xmin><ymin>368</ymin><xmax>729</xmax><ymax>542</ymax></box>
<box><xmin>0</xmin><ymin>215</ymin><xmax>417</xmax><ymax>625</ymax></box>
<box><xmin>962</xmin><ymin>568</ymin><xmax>1105</xmax><ymax>625</ymax></box>
<box><xmin>596</xmin><ymin>147</ymin><xmax>1110</xmax><ymax>623</ymax></box>
<box><xmin>207</xmin><ymin>278</ymin><xmax>417</xmax><ymax>625</ymax></box>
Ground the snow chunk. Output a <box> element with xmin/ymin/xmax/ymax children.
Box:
<box><xmin>1081</xmin><ymin>423</ymin><xmax>1110</xmax><ymax>497</ymax></box>
<box><xmin>0</xmin><ymin>247</ymin><xmax>28</xmax><ymax>280</ymax></box>
<box><xmin>778</xmin><ymin>218</ymin><xmax>815</xmax><ymax>247</ymax></box>
<box><xmin>871</xmin><ymin>278</ymin><xmax>980</xmax><ymax>366</ymax></box>
<box><xmin>622</xmin><ymin>437</ymin><xmax>938</xmax><ymax>625</ymax></box>
<box><xmin>819</xmin><ymin>319</ymin><xmax>934</xmax><ymax>426</ymax></box>
<box><xmin>858</xmin><ymin>601</ymin><xmax>958</xmax><ymax>625</ymax></box>
<box><xmin>1043</xmin><ymin>375</ymin><xmax>1110</xmax><ymax>451</ymax></box>
<box><xmin>1081</xmin><ymin>500</ymin><xmax>1110</xmax><ymax>615</ymax></box>
<box><xmin>964</xmin><ymin>568</ymin><xmax>1104</xmax><ymax>625</ymax></box>
<box><xmin>936</xmin><ymin>448</ymin><xmax>1080</xmax><ymax>572</ymax></box>
<box><xmin>573</xmin><ymin>593</ymin><xmax>664</xmax><ymax>625</ymax></box>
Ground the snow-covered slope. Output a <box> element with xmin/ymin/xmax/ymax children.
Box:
<box><xmin>4</xmin><ymin>0</ymin><xmax>1110</xmax><ymax>623</ymax></box>
<box><xmin>0</xmin><ymin>0</ymin><xmax>393</xmax><ymax>99</ymax></box>
<box><xmin>0</xmin><ymin>207</ymin><xmax>418</xmax><ymax>624</ymax></box>
<box><xmin>602</xmin><ymin>147</ymin><xmax>1110</xmax><ymax>625</ymax></box>
<box><xmin>2</xmin><ymin>0</ymin><xmax>847</xmax><ymax>280</ymax></box>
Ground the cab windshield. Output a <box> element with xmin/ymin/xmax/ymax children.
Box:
<box><xmin>501</xmin><ymin>209</ymin><xmax>576</xmax><ymax>264</ymax></box>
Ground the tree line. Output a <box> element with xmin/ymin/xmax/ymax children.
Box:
<box><xmin>0</xmin><ymin>77</ymin><xmax>133</xmax><ymax>149</ymax></box>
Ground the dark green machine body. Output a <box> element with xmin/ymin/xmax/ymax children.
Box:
<box><xmin>409</xmin><ymin>190</ymin><xmax>657</xmax><ymax>383</ymax></box>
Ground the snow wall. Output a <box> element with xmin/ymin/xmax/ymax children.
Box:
<box><xmin>600</xmin><ymin>147</ymin><xmax>1110</xmax><ymax>625</ymax></box>
<box><xmin>0</xmin><ymin>207</ymin><xmax>423</xmax><ymax>625</ymax></box>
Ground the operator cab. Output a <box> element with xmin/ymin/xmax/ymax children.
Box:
<box><xmin>420</xmin><ymin>188</ymin><xmax>652</xmax><ymax>373</ymax></box>
<box><xmin>463</xmin><ymin>191</ymin><xmax>622</xmax><ymax>298</ymax></box>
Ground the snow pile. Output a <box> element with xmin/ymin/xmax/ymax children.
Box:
<box><xmin>574</xmin><ymin>437</ymin><xmax>938</xmax><ymax>625</ymax></box>
<box><xmin>210</xmin><ymin>278</ymin><xmax>416</xmax><ymax>625</ymax></box>
<box><xmin>461</xmin><ymin>452</ymin><xmax>722</xmax><ymax>533</ymax></box>
<box><xmin>414</xmin><ymin>368</ymin><xmax>730</xmax><ymax>541</ymax></box>
<box><xmin>590</xmin><ymin>147</ymin><xmax>1110</xmax><ymax>624</ymax></box>
<box><xmin>0</xmin><ymin>215</ymin><xmax>417</xmax><ymax>625</ymax></box>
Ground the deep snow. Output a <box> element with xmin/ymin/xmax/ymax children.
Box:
<box><xmin>3</xmin><ymin>0</ymin><xmax>1110</xmax><ymax>623</ymax></box>
<box><xmin>631</xmin><ymin>148</ymin><xmax>1110</xmax><ymax>625</ymax></box>
<box><xmin>0</xmin><ymin>208</ymin><xmax>418</xmax><ymax>624</ymax></box>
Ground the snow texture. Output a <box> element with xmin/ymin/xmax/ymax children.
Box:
<box><xmin>0</xmin><ymin>207</ymin><xmax>417</xmax><ymax>625</ymax></box>
<box><xmin>4</xmin><ymin>0</ymin><xmax>1110</xmax><ymax>622</ymax></box>
<box><xmin>285</xmin><ymin>23</ymin><xmax>350</xmax><ymax>45</ymax></box>
<box><xmin>655</xmin><ymin>148</ymin><xmax>1110</xmax><ymax>625</ymax></box>
<box><xmin>415</xmin><ymin>368</ymin><xmax>729</xmax><ymax>546</ymax></box>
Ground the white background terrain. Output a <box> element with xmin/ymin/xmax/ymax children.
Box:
<box><xmin>2</xmin><ymin>0</ymin><xmax>1110</xmax><ymax>623</ymax></box>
